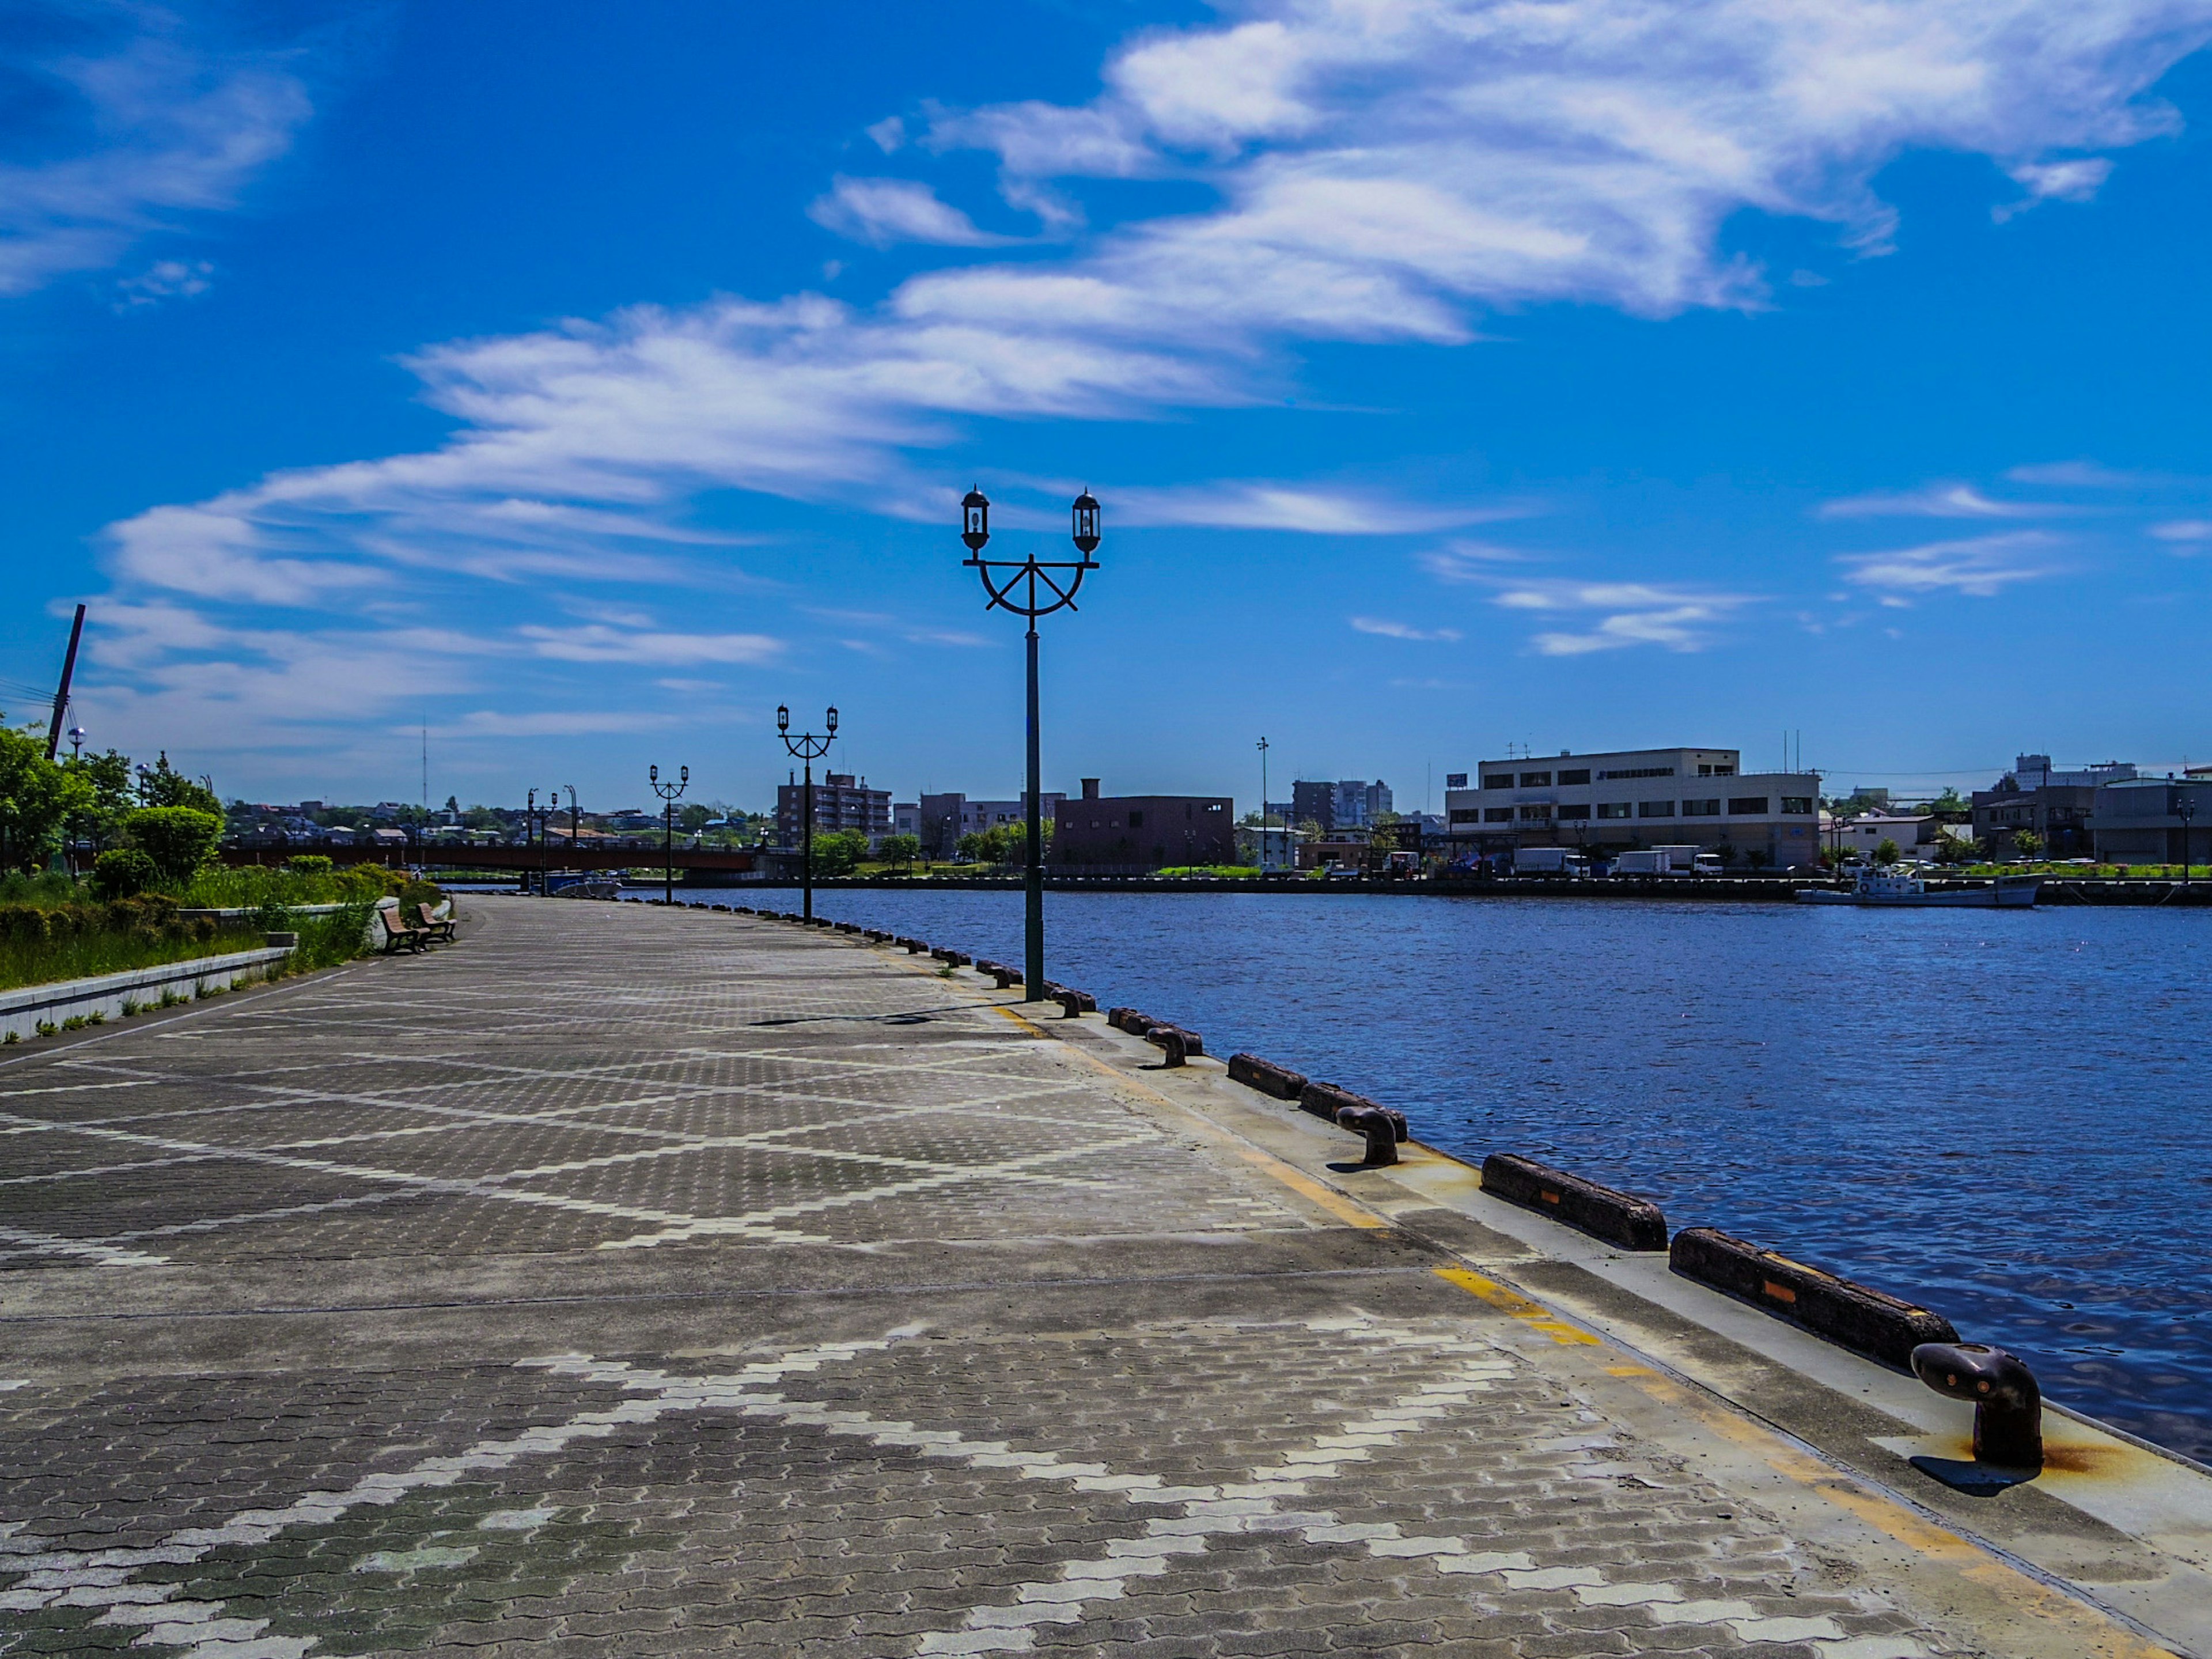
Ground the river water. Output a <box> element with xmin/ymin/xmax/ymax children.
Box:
<box><xmin>683</xmin><ymin>888</ymin><xmax>2212</xmax><ymax>1461</ymax></box>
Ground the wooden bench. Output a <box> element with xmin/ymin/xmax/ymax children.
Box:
<box><xmin>415</xmin><ymin>902</ymin><xmax>457</xmax><ymax>942</ymax></box>
<box><xmin>376</xmin><ymin>906</ymin><xmax>430</xmax><ymax>954</ymax></box>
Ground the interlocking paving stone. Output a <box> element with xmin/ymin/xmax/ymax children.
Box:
<box><xmin>0</xmin><ymin>899</ymin><xmax>2045</xmax><ymax>1656</ymax></box>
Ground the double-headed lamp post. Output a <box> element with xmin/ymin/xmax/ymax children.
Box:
<box><xmin>963</xmin><ymin>487</ymin><xmax>1100</xmax><ymax>999</ymax></box>
<box><xmin>778</xmin><ymin>704</ymin><xmax>838</xmax><ymax>922</ymax></box>
<box><xmin>2177</xmin><ymin>790</ymin><xmax>2196</xmax><ymax>888</ymax></box>
<box><xmin>525</xmin><ymin>787</ymin><xmax>558</xmax><ymax>894</ymax></box>
<box><xmin>648</xmin><ymin>764</ymin><xmax>688</xmax><ymax>906</ymax></box>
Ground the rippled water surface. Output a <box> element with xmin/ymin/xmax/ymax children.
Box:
<box><xmin>698</xmin><ymin>889</ymin><xmax>2212</xmax><ymax>1460</ymax></box>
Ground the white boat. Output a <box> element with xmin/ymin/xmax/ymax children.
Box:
<box><xmin>1797</xmin><ymin>866</ymin><xmax>2041</xmax><ymax>908</ymax></box>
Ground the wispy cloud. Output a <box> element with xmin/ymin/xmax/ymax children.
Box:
<box><xmin>1818</xmin><ymin>483</ymin><xmax>2053</xmax><ymax>520</ymax></box>
<box><xmin>1350</xmin><ymin>616</ymin><xmax>1462</xmax><ymax>642</ymax></box>
<box><xmin>2150</xmin><ymin>519</ymin><xmax>2212</xmax><ymax>543</ymax></box>
<box><xmin>0</xmin><ymin>12</ymin><xmax>316</xmax><ymax>296</ymax></box>
<box><xmin>113</xmin><ymin>257</ymin><xmax>215</xmax><ymax>309</ymax></box>
<box><xmin>1488</xmin><ymin>579</ymin><xmax>1759</xmax><ymax>656</ymax></box>
<box><xmin>1995</xmin><ymin>157</ymin><xmax>2114</xmax><ymax>221</ymax></box>
<box><xmin>1420</xmin><ymin>540</ymin><xmax>1533</xmax><ymax>581</ymax></box>
<box><xmin>516</xmin><ymin>624</ymin><xmax>782</xmax><ymax>665</ymax></box>
<box><xmin>1838</xmin><ymin>531</ymin><xmax>2066</xmax><ymax>596</ymax></box>
<box><xmin>1113</xmin><ymin>482</ymin><xmax>1509</xmax><ymax>535</ymax></box>
<box><xmin>2006</xmin><ymin>459</ymin><xmax>2175</xmax><ymax>489</ymax></box>
<box><xmin>808</xmin><ymin>176</ymin><xmax>1017</xmax><ymax>248</ymax></box>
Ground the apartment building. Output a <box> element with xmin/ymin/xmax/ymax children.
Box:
<box><xmin>1442</xmin><ymin>746</ymin><xmax>1820</xmax><ymax>868</ymax></box>
<box><xmin>913</xmin><ymin>791</ymin><xmax>1069</xmax><ymax>858</ymax></box>
<box><xmin>775</xmin><ymin>772</ymin><xmax>892</xmax><ymax>849</ymax></box>
<box><xmin>1290</xmin><ymin>778</ymin><xmax>1392</xmax><ymax>831</ymax></box>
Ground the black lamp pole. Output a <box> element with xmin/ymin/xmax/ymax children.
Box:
<box><xmin>2178</xmin><ymin>792</ymin><xmax>2195</xmax><ymax>888</ymax></box>
<box><xmin>778</xmin><ymin>705</ymin><xmax>838</xmax><ymax>921</ymax></box>
<box><xmin>963</xmin><ymin>487</ymin><xmax>1100</xmax><ymax>998</ymax></box>
<box><xmin>565</xmin><ymin>786</ymin><xmax>580</xmax><ymax>878</ymax></box>
<box><xmin>649</xmin><ymin>764</ymin><xmax>688</xmax><ymax>905</ymax></box>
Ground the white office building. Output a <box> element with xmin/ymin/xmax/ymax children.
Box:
<box><xmin>1443</xmin><ymin>746</ymin><xmax>1821</xmax><ymax>869</ymax></box>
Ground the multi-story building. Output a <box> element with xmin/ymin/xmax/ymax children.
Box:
<box><xmin>1289</xmin><ymin>778</ymin><xmax>1392</xmax><ymax>831</ymax></box>
<box><xmin>1052</xmin><ymin>779</ymin><xmax>1234</xmax><ymax>869</ymax></box>
<box><xmin>776</xmin><ymin>772</ymin><xmax>892</xmax><ymax>849</ymax></box>
<box><xmin>1442</xmin><ymin>746</ymin><xmax>1820</xmax><ymax>869</ymax></box>
<box><xmin>914</xmin><ymin>791</ymin><xmax>1068</xmax><ymax>858</ymax></box>
<box><xmin>1972</xmin><ymin>754</ymin><xmax>2133</xmax><ymax>858</ymax></box>
<box><xmin>2089</xmin><ymin>775</ymin><xmax>2212</xmax><ymax>865</ymax></box>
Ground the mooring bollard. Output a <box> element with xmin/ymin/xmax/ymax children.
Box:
<box><xmin>1054</xmin><ymin>990</ymin><xmax>1082</xmax><ymax>1019</ymax></box>
<box><xmin>1336</xmin><ymin>1104</ymin><xmax>1407</xmax><ymax>1166</ymax></box>
<box><xmin>904</xmin><ymin>939</ymin><xmax>927</xmax><ymax>954</ymax></box>
<box><xmin>1150</xmin><ymin>1026</ymin><xmax>1190</xmax><ymax>1066</ymax></box>
<box><xmin>1911</xmin><ymin>1342</ymin><xmax>2044</xmax><ymax>1469</ymax></box>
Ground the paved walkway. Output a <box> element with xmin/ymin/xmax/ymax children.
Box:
<box><xmin>0</xmin><ymin>899</ymin><xmax>2180</xmax><ymax>1657</ymax></box>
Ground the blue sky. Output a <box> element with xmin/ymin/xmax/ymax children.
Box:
<box><xmin>6</xmin><ymin>0</ymin><xmax>2212</xmax><ymax>815</ymax></box>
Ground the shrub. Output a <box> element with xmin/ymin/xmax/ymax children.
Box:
<box><xmin>92</xmin><ymin>847</ymin><xmax>159</xmax><ymax>900</ymax></box>
<box><xmin>286</xmin><ymin>854</ymin><xmax>334</xmax><ymax>875</ymax></box>
<box><xmin>126</xmin><ymin>807</ymin><xmax>225</xmax><ymax>885</ymax></box>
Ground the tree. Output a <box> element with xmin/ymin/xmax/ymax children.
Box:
<box><xmin>1926</xmin><ymin>787</ymin><xmax>1969</xmax><ymax>820</ymax></box>
<box><xmin>126</xmin><ymin>806</ymin><xmax>225</xmax><ymax>885</ymax></box>
<box><xmin>807</xmin><ymin>828</ymin><xmax>869</xmax><ymax>877</ymax></box>
<box><xmin>1873</xmin><ymin>838</ymin><xmax>1902</xmax><ymax>865</ymax></box>
<box><xmin>881</xmin><ymin>833</ymin><xmax>922</xmax><ymax>869</ymax></box>
<box><xmin>2012</xmin><ymin>830</ymin><xmax>2045</xmax><ymax>861</ymax></box>
<box><xmin>1934</xmin><ymin>830</ymin><xmax>1978</xmax><ymax>865</ymax></box>
<box><xmin>66</xmin><ymin>748</ymin><xmax>137</xmax><ymax>851</ymax></box>
<box><xmin>90</xmin><ymin>848</ymin><xmax>158</xmax><ymax>899</ymax></box>
<box><xmin>677</xmin><ymin>803</ymin><xmax>713</xmax><ymax>834</ymax></box>
<box><xmin>0</xmin><ymin>725</ymin><xmax>85</xmax><ymax>872</ymax></box>
<box><xmin>138</xmin><ymin>752</ymin><xmax>222</xmax><ymax>816</ymax></box>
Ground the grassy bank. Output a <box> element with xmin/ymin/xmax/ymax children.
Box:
<box><xmin>0</xmin><ymin>898</ymin><xmax>262</xmax><ymax>993</ymax></box>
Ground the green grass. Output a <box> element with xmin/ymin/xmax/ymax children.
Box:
<box><xmin>0</xmin><ymin>925</ymin><xmax>267</xmax><ymax>994</ymax></box>
<box><xmin>171</xmin><ymin>865</ymin><xmax>397</xmax><ymax>908</ymax></box>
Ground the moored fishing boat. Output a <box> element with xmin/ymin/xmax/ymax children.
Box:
<box><xmin>1797</xmin><ymin>866</ymin><xmax>2041</xmax><ymax>907</ymax></box>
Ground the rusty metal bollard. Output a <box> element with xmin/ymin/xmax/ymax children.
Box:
<box><xmin>1054</xmin><ymin>990</ymin><xmax>1082</xmax><ymax>1019</ymax></box>
<box><xmin>1911</xmin><ymin>1342</ymin><xmax>2043</xmax><ymax>1469</ymax></box>
<box><xmin>1149</xmin><ymin>1026</ymin><xmax>1189</xmax><ymax>1066</ymax></box>
<box><xmin>1336</xmin><ymin>1104</ymin><xmax>1407</xmax><ymax>1166</ymax></box>
<box><xmin>904</xmin><ymin>938</ymin><xmax>927</xmax><ymax>954</ymax></box>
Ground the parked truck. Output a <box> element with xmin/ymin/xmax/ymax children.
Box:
<box><xmin>1611</xmin><ymin>846</ymin><xmax>1720</xmax><ymax>877</ymax></box>
<box><xmin>1511</xmin><ymin>847</ymin><xmax>1588</xmax><ymax>877</ymax></box>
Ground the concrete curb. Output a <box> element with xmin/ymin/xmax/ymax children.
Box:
<box><xmin>0</xmin><ymin>946</ymin><xmax>296</xmax><ymax>1043</ymax></box>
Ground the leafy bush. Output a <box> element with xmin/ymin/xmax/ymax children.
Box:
<box><xmin>126</xmin><ymin>806</ymin><xmax>225</xmax><ymax>884</ymax></box>
<box><xmin>806</xmin><ymin>829</ymin><xmax>870</xmax><ymax>877</ymax></box>
<box><xmin>286</xmin><ymin>854</ymin><xmax>334</xmax><ymax>875</ymax></box>
<box><xmin>91</xmin><ymin>847</ymin><xmax>158</xmax><ymax>899</ymax></box>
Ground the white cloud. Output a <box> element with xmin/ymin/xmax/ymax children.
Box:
<box><xmin>0</xmin><ymin>12</ymin><xmax>314</xmax><ymax>296</ymax></box>
<box><xmin>1995</xmin><ymin>156</ymin><xmax>2115</xmax><ymax>219</ymax></box>
<box><xmin>1817</xmin><ymin>482</ymin><xmax>2051</xmax><ymax>518</ymax></box>
<box><xmin>516</xmin><ymin>624</ymin><xmax>782</xmax><ymax>665</ymax></box>
<box><xmin>866</xmin><ymin>116</ymin><xmax>906</xmax><ymax>154</ymax></box>
<box><xmin>1487</xmin><ymin>578</ymin><xmax>1759</xmax><ymax>655</ymax></box>
<box><xmin>1113</xmin><ymin>481</ymin><xmax>1506</xmax><ymax>533</ymax></box>
<box><xmin>2150</xmin><ymin>518</ymin><xmax>2212</xmax><ymax>541</ymax></box>
<box><xmin>808</xmin><ymin>177</ymin><xmax>1015</xmax><ymax>247</ymax></box>
<box><xmin>2007</xmin><ymin>459</ymin><xmax>2172</xmax><ymax>487</ymax></box>
<box><xmin>445</xmin><ymin>709</ymin><xmax>682</xmax><ymax>738</ymax></box>
<box><xmin>1838</xmin><ymin>531</ymin><xmax>2065</xmax><ymax>594</ymax></box>
<box><xmin>1350</xmin><ymin>616</ymin><xmax>1463</xmax><ymax>641</ymax></box>
<box><xmin>114</xmin><ymin>257</ymin><xmax>215</xmax><ymax>308</ymax></box>
<box><xmin>1421</xmin><ymin>540</ymin><xmax>1534</xmax><ymax>581</ymax></box>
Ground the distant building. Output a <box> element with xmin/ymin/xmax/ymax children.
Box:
<box><xmin>1830</xmin><ymin>812</ymin><xmax>1943</xmax><ymax>862</ymax></box>
<box><xmin>776</xmin><ymin>772</ymin><xmax>892</xmax><ymax>849</ymax></box>
<box><xmin>914</xmin><ymin>791</ymin><xmax>1068</xmax><ymax>858</ymax></box>
<box><xmin>892</xmin><ymin>802</ymin><xmax>921</xmax><ymax>840</ymax></box>
<box><xmin>1289</xmin><ymin>778</ymin><xmax>1391</xmax><ymax>831</ymax></box>
<box><xmin>1052</xmin><ymin>779</ymin><xmax>1234</xmax><ymax>869</ymax></box>
<box><xmin>1442</xmin><ymin>746</ymin><xmax>1819</xmax><ymax>869</ymax></box>
<box><xmin>1973</xmin><ymin>753</ymin><xmax>2134</xmax><ymax>858</ymax></box>
<box><xmin>2090</xmin><ymin>776</ymin><xmax>2212</xmax><ymax>865</ymax></box>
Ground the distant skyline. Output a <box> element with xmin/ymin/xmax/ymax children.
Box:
<box><xmin>6</xmin><ymin>1</ymin><xmax>2212</xmax><ymax>814</ymax></box>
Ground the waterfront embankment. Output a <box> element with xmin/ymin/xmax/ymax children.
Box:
<box><xmin>1</xmin><ymin>896</ymin><xmax>2202</xmax><ymax>1656</ymax></box>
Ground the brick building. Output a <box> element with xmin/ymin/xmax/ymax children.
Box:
<box><xmin>1051</xmin><ymin>779</ymin><xmax>1234</xmax><ymax>869</ymax></box>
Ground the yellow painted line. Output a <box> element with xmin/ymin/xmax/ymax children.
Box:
<box><xmin>995</xmin><ymin>1003</ymin><xmax>1387</xmax><ymax>1230</ymax></box>
<box><xmin>1604</xmin><ymin>1350</ymin><xmax>2181</xmax><ymax>1656</ymax></box>
<box><xmin>1433</xmin><ymin>1266</ymin><xmax>1600</xmax><ymax>1345</ymax></box>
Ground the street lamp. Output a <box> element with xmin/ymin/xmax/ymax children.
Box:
<box><xmin>563</xmin><ymin>786</ymin><xmax>581</xmax><ymax>881</ymax></box>
<box><xmin>1257</xmin><ymin>736</ymin><xmax>1270</xmax><ymax>877</ymax></box>
<box><xmin>525</xmin><ymin>787</ymin><xmax>559</xmax><ymax>895</ymax></box>
<box><xmin>777</xmin><ymin>704</ymin><xmax>838</xmax><ymax>922</ymax></box>
<box><xmin>2177</xmin><ymin>790</ymin><xmax>2195</xmax><ymax>888</ymax></box>
<box><xmin>963</xmin><ymin>487</ymin><xmax>1100</xmax><ymax>999</ymax></box>
<box><xmin>648</xmin><ymin>764</ymin><xmax>689</xmax><ymax>906</ymax></box>
<box><xmin>67</xmin><ymin>727</ymin><xmax>84</xmax><ymax>762</ymax></box>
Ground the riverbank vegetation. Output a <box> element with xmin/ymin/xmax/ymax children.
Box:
<box><xmin>0</xmin><ymin>896</ymin><xmax>259</xmax><ymax>993</ymax></box>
